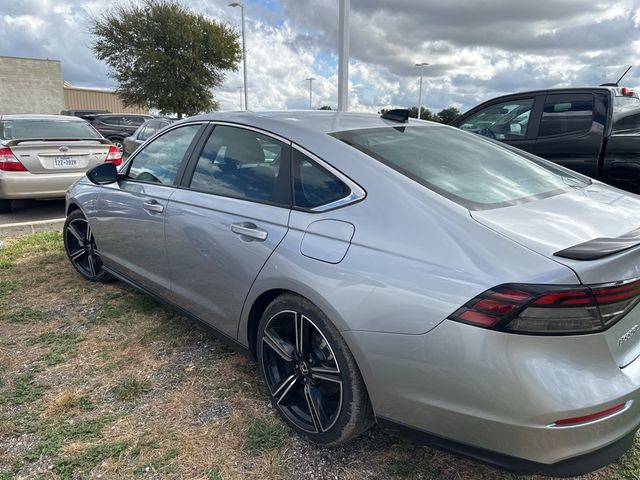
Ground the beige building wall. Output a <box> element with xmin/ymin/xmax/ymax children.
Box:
<box><xmin>64</xmin><ymin>87</ymin><xmax>149</xmax><ymax>114</ymax></box>
<box><xmin>0</xmin><ymin>56</ymin><xmax>64</xmax><ymax>115</ymax></box>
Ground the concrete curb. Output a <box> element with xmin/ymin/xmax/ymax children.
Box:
<box><xmin>0</xmin><ymin>218</ymin><xmax>66</xmax><ymax>237</ymax></box>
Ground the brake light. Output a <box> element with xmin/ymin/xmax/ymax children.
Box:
<box><xmin>0</xmin><ymin>147</ymin><xmax>27</xmax><ymax>171</ymax></box>
<box><xmin>620</xmin><ymin>87</ymin><xmax>635</xmax><ymax>97</ymax></box>
<box><xmin>105</xmin><ymin>145</ymin><xmax>122</xmax><ymax>166</ymax></box>
<box><xmin>449</xmin><ymin>279</ymin><xmax>640</xmax><ymax>334</ymax></box>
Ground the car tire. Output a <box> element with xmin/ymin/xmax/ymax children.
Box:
<box><xmin>63</xmin><ymin>210</ymin><xmax>113</xmax><ymax>283</ymax></box>
<box><xmin>257</xmin><ymin>293</ymin><xmax>374</xmax><ymax>445</ymax></box>
<box><xmin>0</xmin><ymin>199</ymin><xmax>11</xmax><ymax>213</ymax></box>
<box><xmin>108</xmin><ymin>138</ymin><xmax>124</xmax><ymax>152</ymax></box>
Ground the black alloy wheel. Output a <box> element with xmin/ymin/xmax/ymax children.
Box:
<box><xmin>257</xmin><ymin>294</ymin><xmax>373</xmax><ymax>444</ymax></box>
<box><xmin>63</xmin><ymin>210</ymin><xmax>112</xmax><ymax>282</ymax></box>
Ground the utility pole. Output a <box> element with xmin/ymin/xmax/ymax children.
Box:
<box><xmin>229</xmin><ymin>3</ymin><xmax>248</xmax><ymax>110</ymax></box>
<box><xmin>305</xmin><ymin>78</ymin><xmax>315</xmax><ymax>109</ymax></box>
<box><xmin>337</xmin><ymin>0</ymin><xmax>349</xmax><ymax>111</ymax></box>
<box><xmin>415</xmin><ymin>62</ymin><xmax>429</xmax><ymax>120</ymax></box>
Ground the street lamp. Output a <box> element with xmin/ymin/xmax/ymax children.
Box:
<box><xmin>229</xmin><ymin>2</ymin><xmax>248</xmax><ymax>111</ymax></box>
<box><xmin>415</xmin><ymin>62</ymin><xmax>429</xmax><ymax>120</ymax></box>
<box><xmin>305</xmin><ymin>78</ymin><xmax>315</xmax><ymax>109</ymax></box>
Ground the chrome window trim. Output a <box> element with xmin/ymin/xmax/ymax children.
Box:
<box><xmin>291</xmin><ymin>144</ymin><xmax>366</xmax><ymax>212</ymax></box>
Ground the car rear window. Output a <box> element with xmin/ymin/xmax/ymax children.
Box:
<box><xmin>332</xmin><ymin>126</ymin><xmax>586</xmax><ymax>210</ymax></box>
<box><xmin>613</xmin><ymin>96</ymin><xmax>640</xmax><ymax>133</ymax></box>
<box><xmin>0</xmin><ymin>119</ymin><xmax>101</xmax><ymax>140</ymax></box>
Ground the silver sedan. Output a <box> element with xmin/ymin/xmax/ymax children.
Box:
<box><xmin>64</xmin><ymin>111</ymin><xmax>640</xmax><ymax>476</ymax></box>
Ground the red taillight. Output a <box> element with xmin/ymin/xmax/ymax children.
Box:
<box><xmin>0</xmin><ymin>146</ymin><xmax>27</xmax><ymax>171</ymax></box>
<box><xmin>105</xmin><ymin>145</ymin><xmax>122</xmax><ymax>166</ymax></box>
<box><xmin>553</xmin><ymin>402</ymin><xmax>627</xmax><ymax>426</ymax></box>
<box><xmin>449</xmin><ymin>279</ymin><xmax>640</xmax><ymax>334</ymax></box>
<box><xmin>621</xmin><ymin>87</ymin><xmax>634</xmax><ymax>97</ymax></box>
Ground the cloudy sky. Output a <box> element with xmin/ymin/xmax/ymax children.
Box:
<box><xmin>1</xmin><ymin>0</ymin><xmax>639</xmax><ymax>113</ymax></box>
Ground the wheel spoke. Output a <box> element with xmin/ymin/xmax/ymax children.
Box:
<box><xmin>310</xmin><ymin>367</ymin><xmax>342</xmax><ymax>385</ymax></box>
<box><xmin>67</xmin><ymin>223</ymin><xmax>84</xmax><ymax>243</ymax></box>
<box><xmin>304</xmin><ymin>383</ymin><xmax>326</xmax><ymax>433</ymax></box>
<box><xmin>263</xmin><ymin>329</ymin><xmax>295</xmax><ymax>362</ymax></box>
<box><xmin>272</xmin><ymin>373</ymin><xmax>299</xmax><ymax>405</ymax></box>
<box><xmin>295</xmin><ymin>313</ymin><xmax>306</xmax><ymax>355</ymax></box>
<box><xmin>69</xmin><ymin>248</ymin><xmax>87</xmax><ymax>261</ymax></box>
<box><xmin>85</xmin><ymin>223</ymin><xmax>92</xmax><ymax>241</ymax></box>
<box><xmin>87</xmin><ymin>254</ymin><xmax>98</xmax><ymax>277</ymax></box>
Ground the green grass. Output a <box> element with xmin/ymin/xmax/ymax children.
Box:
<box><xmin>53</xmin><ymin>441</ymin><xmax>129</xmax><ymax>480</ymax></box>
<box><xmin>89</xmin><ymin>302</ymin><xmax>127</xmax><ymax>323</ymax></box>
<box><xmin>125</xmin><ymin>293</ymin><xmax>163</xmax><ymax>314</ymax></box>
<box><xmin>1</xmin><ymin>306</ymin><xmax>47</xmax><ymax>323</ymax></box>
<box><xmin>207</xmin><ymin>467</ymin><xmax>222</xmax><ymax>480</ymax></box>
<box><xmin>0</xmin><ymin>232</ymin><xmax>63</xmax><ymax>269</ymax></box>
<box><xmin>0</xmin><ymin>279</ymin><xmax>20</xmax><ymax>298</ymax></box>
<box><xmin>26</xmin><ymin>416</ymin><xmax>114</xmax><ymax>461</ymax></box>
<box><xmin>112</xmin><ymin>377</ymin><xmax>151</xmax><ymax>401</ymax></box>
<box><xmin>243</xmin><ymin>418</ymin><xmax>288</xmax><ymax>455</ymax></box>
<box><xmin>386</xmin><ymin>459</ymin><xmax>419</xmax><ymax>478</ymax></box>
<box><xmin>30</xmin><ymin>330</ymin><xmax>84</xmax><ymax>366</ymax></box>
<box><xmin>0</xmin><ymin>459</ymin><xmax>23</xmax><ymax>480</ymax></box>
<box><xmin>613</xmin><ymin>435</ymin><xmax>640</xmax><ymax>479</ymax></box>
<box><xmin>0</xmin><ymin>371</ymin><xmax>48</xmax><ymax>406</ymax></box>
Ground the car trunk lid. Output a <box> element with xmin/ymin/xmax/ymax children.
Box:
<box><xmin>5</xmin><ymin>139</ymin><xmax>111</xmax><ymax>173</ymax></box>
<box><xmin>471</xmin><ymin>183</ymin><xmax>640</xmax><ymax>367</ymax></box>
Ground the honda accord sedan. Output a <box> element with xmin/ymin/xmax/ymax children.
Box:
<box><xmin>64</xmin><ymin>111</ymin><xmax>640</xmax><ymax>476</ymax></box>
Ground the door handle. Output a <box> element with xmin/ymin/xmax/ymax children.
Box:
<box><xmin>143</xmin><ymin>200</ymin><xmax>164</xmax><ymax>213</ymax></box>
<box><xmin>231</xmin><ymin>222</ymin><xmax>268</xmax><ymax>241</ymax></box>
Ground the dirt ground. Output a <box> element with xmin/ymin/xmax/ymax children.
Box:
<box><xmin>0</xmin><ymin>232</ymin><xmax>638</xmax><ymax>479</ymax></box>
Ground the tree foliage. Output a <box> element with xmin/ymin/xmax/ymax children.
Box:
<box><xmin>318</xmin><ymin>105</ymin><xmax>333</xmax><ymax>110</ymax></box>
<box><xmin>90</xmin><ymin>0</ymin><xmax>241</xmax><ymax>118</ymax></box>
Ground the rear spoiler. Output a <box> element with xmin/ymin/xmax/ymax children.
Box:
<box><xmin>3</xmin><ymin>138</ymin><xmax>111</xmax><ymax>146</ymax></box>
<box><xmin>554</xmin><ymin>227</ymin><xmax>640</xmax><ymax>260</ymax></box>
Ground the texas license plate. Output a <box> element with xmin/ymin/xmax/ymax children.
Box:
<box><xmin>53</xmin><ymin>157</ymin><xmax>79</xmax><ymax>168</ymax></box>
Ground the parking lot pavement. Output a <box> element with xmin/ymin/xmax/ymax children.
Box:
<box><xmin>0</xmin><ymin>199</ymin><xmax>66</xmax><ymax>237</ymax></box>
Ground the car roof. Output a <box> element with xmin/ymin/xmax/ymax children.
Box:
<box><xmin>0</xmin><ymin>114</ymin><xmax>89</xmax><ymax>122</ymax></box>
<box><xmin>184</xmin><ymin>111</ymin><xmax>438</xmax><ymax>141</ymax></box>
<box><xmin>90</xmin><ymin>113</ymin><xmax>152</xmax><ymax>118</ymax></box>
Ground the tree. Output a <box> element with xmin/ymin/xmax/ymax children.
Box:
<box><xmin>90</xmin><ymin>0</ymin><xmax>241</xmax><ymax>118</ymax></box>
<box><xmin>436</xmin><ymin>106</ymin><xmax>461</xmax><ymax>124</ymax></box>
<box><xmin>318</xmin><ymin>105</ymin><xmax>333</xmax><ymax>110</ymax></box>
<box><xmin>408</xmin><ymin>106</ymin><xmax>434</xmax><ymax>121</ymax></box>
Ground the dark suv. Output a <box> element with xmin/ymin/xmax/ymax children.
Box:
<box><xmin>87</xmin><ymin>114</ymin><xmax>152</xmax><ymax>152</ymax></box>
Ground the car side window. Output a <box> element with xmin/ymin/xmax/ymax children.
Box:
<box><xmin>293</xmin><ymin>150</ymin><xmax>351</xmax><ymax>209</ymax></box>
<box><xmin>189</xmin><ymin>126</ymin><xmax>287</xmax><ymax>204</ymax></box>
<box><xmin>538</xmin><ymin>94</ymin><xmax>594</xmax><ymax>137</ymax></box>
<box><xmin>102</xmin><ymin>116</ymin><xmax>120</xmax><ymax>126</ymax></box>
<box><xmin>459</xmin><ymin>98</ymin><xmax>534</xmax><ymax>140</ymax></box>
<box><xmin>127</xmin><ymin>124</ymin><xmax>201</xmax><ymax>185</ymax></box>
<box><xmin>139</xmin><ymin>120</ymin><xmax>160</xmax><ymax>141</ymax></box>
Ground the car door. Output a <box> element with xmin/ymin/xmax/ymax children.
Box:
<box><xmin>453</xmin><ymin>95</ymin><xmax>543</xmax><ymax>153</ymax></box>
<box><xmin>92</xmin><ymin>122</ymin><xmax>205</xmax><ymax>296</ymax></box>
<box><xmin>528</xmin><ymin>92</ymin><xmax>605</xmax><ymax>178</ymax></box>
<box><xmin>164</xmin><ymin>124</ymin><xmax>291</xmax><ymax>337</ymax></box>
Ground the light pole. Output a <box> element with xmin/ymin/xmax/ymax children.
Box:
<box><xmin>337</xmin><ymin>0</ymin><xmax>349</xmax><ymax>111</ymax></box>
<box><xmin>415</xmin><ymin>62</ymin><xmax>429</xmax><ymax>120</ymax></box>
<box><xmin>305</xmin><ymin>78</ymin><xmax>315</xmax><ymax>109</ymax></box>
<box><xmin>237</xmin><ymin>86</ymin><xmax>243</xmax><ymax>110</ymax></box>
<box><xmin>229</xmin><ymin>2</ymin><xmax>248</xmax><ymax>111</ymax></box>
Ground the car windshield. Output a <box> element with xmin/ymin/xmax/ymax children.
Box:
<box><xmin>0</xmin><ymin>119</ymin><xmax>101</xmax><ymax>140</ymax></box>
<box><xmin>333</xmin><ymin>126</ymin><xmax>587</xmax><ymax>210</ymax></box>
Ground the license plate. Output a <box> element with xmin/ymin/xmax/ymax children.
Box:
<box><xmin>53</xmin><ymin>157</ymin><xmax>79</xmax><ymax>168</ymax></box>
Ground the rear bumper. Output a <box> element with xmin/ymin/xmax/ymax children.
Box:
<box><xmin>0</xmin><ymin>170</ymin><xmax>84</xmax><ymax>199</ymax></box>
<box><xmin>378</xmin><ymin>417</ymin><xmax>636</xmax><ymax>477</ymax></box>
<box><xmin>343</xmin><ymin>320</ymin><xmax>640</xmax><ymax>471</ymax></box>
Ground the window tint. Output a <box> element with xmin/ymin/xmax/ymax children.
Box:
<box><xmin>539</xmin><ymin>94</ymin><xmax>593</xmax><ymax>137</ymax></box>
<box><xmin>127</xmin><ymin>124</ymin><xmax>201</xmax><ymax>185</ymax></box>
<box><xmin>123</xmin><ymin>116</ymin><xmax>147</xmax><ymax>126</ymax></box>
<box><xmin>459</xmin><ymin>98</ymin><xmax>533</xmax><ymax>140</ymax></box>
<box><xmin>613</xmin><ymin>96</ymin><xmax>640</xmax><ymax>133</ymax></box>
<box><xmin>0</xmin><ymin>119</ymin><xmax>101</xmax><ymax>140</ymax></box>
<box><xmin>189</xmin><ymin>126</ymin><xmax>286</xmax><ymax>203</ymax></box>
<box><xmin>100</xmin><ymin>116</ymin><xmax>120</xmax><ymax>126</ymax></box>
<box><xmin>293</xmin><ymin>150</ymin><xmax>351</xmax><ymax>209</ymax></box>
<box><xmin>333</xmin><ymin>126</ymin><xmax>587</xmax><ymax>210</ymax></box>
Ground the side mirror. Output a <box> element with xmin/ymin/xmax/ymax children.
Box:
<box><xmin>87</xmin><ymin>162</ymin><xmax>119</xmax><ymax>185</ymax></box>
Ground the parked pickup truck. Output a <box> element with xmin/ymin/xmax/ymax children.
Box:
<box><xmin>451</xmin><ymin>86</ymin><xmax>640</xmax><ymax>194</ymax></box>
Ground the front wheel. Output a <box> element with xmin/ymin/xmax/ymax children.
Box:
<box><xmin>257</xmin><ymin>294</ymin><xmax>374</xmax><ymax>445</ymax></box>
<box><xmin>63</xmin><ymin>210</ymin><xmax>113</xmax><ymax>282</ymax></box>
